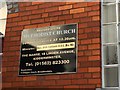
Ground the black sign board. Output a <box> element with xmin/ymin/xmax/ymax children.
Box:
<box><xmin>19</xmin><ymin>24</ymin><xmax>77</xmax><ymax>76</ymax></box>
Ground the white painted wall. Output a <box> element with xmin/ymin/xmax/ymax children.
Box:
<box><xmin>0</xmin><ymin>1</ymin><xmax>7</xmax><ymax>36</ymax></box>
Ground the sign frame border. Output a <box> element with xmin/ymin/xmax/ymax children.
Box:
<box><xmin>18</xmin><ymin>23</ymin><xmax>78</xmax><ymax>76</ymax></box>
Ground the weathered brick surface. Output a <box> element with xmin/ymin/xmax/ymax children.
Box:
<box><xmin>3</xmin><ymin>2</ymin><xmax>101</xmax><ymax>89</ymax></box>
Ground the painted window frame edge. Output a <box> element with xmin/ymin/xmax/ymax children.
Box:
<box><xmin>101</xmin><ymin>0</ymin><xmax>120</xmax><ymax>89</ymax></box>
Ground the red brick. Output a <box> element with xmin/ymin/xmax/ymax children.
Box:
<box><xmin>85</xmin><ymin>7</ymin><xmax>92</xmax><ymax>12</ymax></box>
<box><xmin>48</xmin><ymin>86</ymin><xmax>64</xmax><ymax>88</ymax></box>
<box><xmin>21</xmin><ymin>16</ymin><xmax>29</xmax><ymax>21</ymax></box>
<box><xmin>26</xmin><ymin>5</ymin><xmax>38</xmax><ymax>10</ymax></box>
<box><xmin>84</xmin><ymin>73</ymin><xmax>92</xmax><ymax>78</ymax></box>
<box><xmin>80</xmin><ymin>62</ymin><xmax>87</xmax><ymax>67</ymax></box>
<box><xmin>39</xmin><ymin>3</ymin><xmax>52</xmax><ymax>8</ymax></box>
<box><xmin>12</xmin><ymin>26</ymin><xmax>24</xmax><ymax>31</ymax></box>
<box><xmin>92</xmin><ymin>73</ymin><xmax>101</xmax><ymax>78</ymax></box>
<box><xmin>36</xmin><ymin>76</ymin><xmax>45</xmax><ymax>80</ymax></box>
<box><xmin>87</xmin><ymin>2</ymin><xmax>100</xmax><ymax>6</ymax></box>
<box><xmin>78</xmin><ymin>29</ymin><xmax>84</xmax><ymax>34</ymax></box>
<box><xmin>88</xmin><ymin>32</ymin><xmax>100</xmax><ymax>38</ymax></box>
<box><xmin>10</xmin><ymin>36</ymin><xmax>20</xmax><ymax>41</ymax></box>
<box><xmin>29</xmin><ymin>14</ymin><xmax>41</xmax><ymax>19</ymax></box>
<box><xmin>84</xmin><ymin>51</ymin><xmax>92</xmax><ymax>56</ymax></box>
<box><xmin>31</xmin><ymin>9</ymin><xmax>44</xmax><ymax>14</ymax></box>
<box><xmin>63</xmin><ymin>10</ymin><xmax>70</xmax><ymax>15</ymax></box>
<box><xmin>80</xmin><ymin>17</ymin><xmax>91</xmax><ymax>23</ymax></box>
<box><xmin>88</xmin><ymin>56</ymin><xmax>100</xmax><ymax>61</ymax></box>
<box><xmin>88</xmin><ymin>67</ymin><xmax>100</xmax><ymax>73</ymax></box>
<box><xmin>50</xmin><ymin>17</ymin><xmax>59</xmax><ymax>21</ymax></box>
<box><xmin>52</xmin><ymin>2</ymin><xmax>66</xmax><ymax>6</ymax></box>
<box><xmin>19</xmin><ymin>3</ymin><xmax>26</xmax><ymax>7</ymax></box>
<box><xmin>31</xmin><ymin>19</ymin><xmax>44</xmax><ymax>24</ymax></box>
<box><xmin>80</xmin><ymin>61</ymin><xmax>100</xmax><ymax>67</ymax></box>
<box><xmin>23</xmin><ymin>76</ymin><xmax>37</xmax><ymax>81</ymax></box>
<box><xmin>92</xmin><ymin>50</ymin><xmax>100</xmax><ymax>55</ymax></box>
<box><xmin>5</xmin><ymin>32</ymin><xmax>17</xmax><ymax>37</ymax></box>
<box><xmin>79</xmin><ymin>23</ymin><xmax>87</xmax><ymax>28</ymax></box>
<box><xmin>4</xmin><ymin>37</ymin><xmax>10</xmax><ymax>42</ymax></box>
<box><xmin>60</xmin><ymin>74</ymin><xmax>71</xmax><ymax>79</ymax></box>
<box><xmin>24</xmin><ymin>25</ymin><xmax>38</xmax><ymax>29</ymax></box>
<box><xmin>92</xmin><ymin>16</ymin><xmax>100</xmax><ymax>21</ymax></box>
<box><xmin>56</xmin><ymin>80</ymin><xmax>71</xmax><ymax>85</ymax></box>
<box><xmin>78</xmin><ymin>34</ymin><xmax>87</xmax><ymax>39</ymax></box>
<box><xmin>49</xmin><ymin>11</ymin><xmax>62</xmax><ymax>17</ymax></box>
<box><xmin>51</xmin><ymin>21</ymin><xmax>64</xmax><ymax>26</ymax></box>
<box><xmin>6</xmin><ymin>66</ymin><xmax>18</xmax><ymax>71</ymax></box>
<box><xmin>88</xmin><ymin>44</ymin><xmax>100</xmax><ymax>50</ymax></box>
<box><xmin>92</xmin><ymin>27</ymin><xmax>100</xmax><ymax>32</ymax></box>
<box><xmin>3</xmin><ymin>42</ymin><xmax>9</xmax><ymax>48</ymax></box>
<box><xmin>19</xmin><ymin>7</ymin><xmax>26</xmax><ymax>11</ymax></box>
<box><xmin>66</xmin><ymin>19</ymin><xmax>79</xmax><ymax>24</ymax></box>
<box><xmin>3</xmin><ymin>47</ymin><xmax>9</xmax><ymax>52</ymax></box>
<box><xmin>18</xmin><ymin>21</ymin><xmax>30</xmax><ymax>26</ymax></box>
<box><xmin>73</xmin><ymin>2</ymin><xmax>87</xmax><ymax>8</ymax></box>
<box><xmin>59</xmin><ymin>5</ymin><xmax>72</xmax><ymax>10</ymax></box>
<box><xmin>59</xmin><ymin>15</ymin><xmax>72</xmax><ymax>20</ymax></box>
<box><xmin>88</xmin><ymin>11</ymin><xmax>100</xmax><ymax>16</ymax></box>
<box><xmin>8</xmin><ymin>13</ymin><xmax>19</xmax><ymax>18</ymax></box>
<box><xmin>92</xmin><ymin>38</ymin><xmax>100</xmax><ymax>43</ymax></box>
<box><xmin>97</xmin><ymin>84</ymin><xmax>101</xmax><ymax>87</ymax></box>
<box><xmin>78</xmin><ymin>46</ymin><xmax>87</xmax><ymax>50</ymax></box>
<box><xmin>78</xmin><ymin>68</ymin><xmax>88</xmax><ymax>73</ymax></box>
<box><xmin>2</xmin><ymin>67</ymin><xmax>7</xmax><ymax>72</ymax></box>
<box><xmin>88</xmin><ymin>79</ymin><xmax>101</xmax><ymax>84</ymax></box>
<box><xmin>2</xmin><ymin>83</ymin><xmax>12</xmax><ymax>88</ymax></box>
<box><xmin>73</xmin><ymin>12</ymin><xmax>87</xmax><ymax>18</ymax></box>
<box><xmin>3</xmin><ymin>46</ymin><xmax>9</xmax><ymax>52</ymax></box>
<box><xmin>64</xmin><ymin>85</ymin><xmax>79</xmax><ymax>88</ymax></box>
<box><xmin>42</xmin><ymin>13</ymin><xmax>48</xmax><ymax>18</ymax></box>
<box><xmin>7</xmin><ymin>22</ymin><xmax>18</xmax><ymax>27</ymax></box>
<box><xmin>92</xmin><ymin>5</ymin><xmax>100</xmax><ymax>10</ymax></box>
<box><xmin>71</xmin><ymin>74</ymin><xmax>84</xmax><ymax>79</ymax></box>
<box><xmin>70</xmin><ymin>8</ymin><xmax>84</xmax><ymax>14</ymax></box>
<box><xmin>12</xmin><ymin>17</ymin><xmax>21</xmax><ymax>22</ymax></box>
<box><xmin>18</xmin><ymin>2</ymin><xmax>23</xmax><ymax>7</ymax></box>
<box><xmin>32</xmin><ymin>2</ymin><xmax>44</xmax><ymax>5</ymax></box>
<box><xmin>79</xmin><ymin>85</ymin><xmax>96</xmax><ymax>89</ymax></box>
<box><xmin>9</xmin><ymin>46</ymin><xmax>20</xmax><ymax>51</ymax></box>
<box><xmin>25</xmin><ymin>82</ymin><xmax>40</xmax><ymax>87</ymax></box>
<box><xmin>45</xmin><ymin>75</ymin><xmax>59</xmax><ymax>80</ymax></box>
<box><xmin>78</xmin><ymin>52</ymin><xmax>84</xmax><ymax>56</ymax></box>
<box><xmin>23</xmin><ymin>2</ymin><xmax>32</xmax><ymax>6</ymax></box>
<box><xmin>45</xmin><ymin>17</ymin><xmax>58</xmax><ymax>22</ymax></box>
<box><xmin>3</xmin><ymin>51</ymin><xmax>19</xmax><ymax>57</ymax></box>
<box><xmin>71</xmin><ymin>79</ymin><xmax>87</xmax><ymax>84</ymax></box>
<box><xmin>66</xmin><ymin>2</ymin><xmax>76</xmax><ymax>4</ymax></box>
<box><xmin>19</xmin><ymin>11</ymin><xmax>31</xmax><ymax>16</ymax></box>
<box><xmin>7</xmin><ymin>18</ymin><xmax>12</xmax><ymax>23</ymax></box>
<box><xmin>38</xmin><ymin>23</ymin><xmax>50</xmax><ymax>28</ymax></box>
<box><xmin>81</xmin><ymin>39</ymin><xmax>91</xmax><ymax>44</ymax></box>
<box><xmin>2</xmin><ymin>72</ymin><xmax>17</xmax><ymax>77</ymax></box>
<box><xmin>78</xmin><ymin>63</ymin><xmax>80</xmax><ymax>68</ymax></box>
<box><xmin>45</xmin><ymin>7</ymin><xmax>58</xmax><ymax>12</ymax></box>
<box><xmin>12</xmin><ymin>51</ymin><xmax>20</xmax><ymax>56</ymax></box>
<box><xmin>42</xmin><ymin>80</ymin><xmax>56</xmax><ymax>85</ymax></box>
<box><xmin>12</xmin><ymin>82</ymin><xmax>25</xmax><ymax>87</ymax></box>
<box><xmin>5</xmin><ymin>56</ymin><xmax>19</xmax><ymax>62</ymax></box>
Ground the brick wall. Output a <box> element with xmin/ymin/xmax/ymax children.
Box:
<box><xmin>2</xmin><ymin>2</ymin><xmax>101</xmax><ymax>89</ymax></box>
